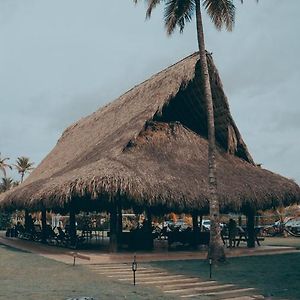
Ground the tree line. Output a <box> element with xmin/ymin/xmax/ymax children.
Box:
<box><xmin>0</xmin><ymin>153</ymin><xmax>34</xmax><ymax>193</ymax></box>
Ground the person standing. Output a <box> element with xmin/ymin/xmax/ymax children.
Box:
<box><xmin>228</xmin><ymin>219</ymin><xmax>237</xmax><ymax>248</ymax></box>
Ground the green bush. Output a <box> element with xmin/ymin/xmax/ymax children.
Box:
<box><xmin>0</xmin><ymin>212</ymin><xmax>12</xmax><ymax>229</ymax></box>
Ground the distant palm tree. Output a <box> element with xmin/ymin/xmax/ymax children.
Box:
<box><xmin>12</xmin><ymin>180</ymin><xmax>20</xmax><ymax>188</ymax></box>
<box><xmin>14</xmin><ymin>157</ymin><xmax>34</xmax><ymax>183</ymax></box>
<box><xmin>0</xmin><ymin>153</ymin><xmax>12</xmax><ymax>177</ymax></box>
<box><xmin>0</xmin><ymin>177</ymin><xmax>13</xmax><ymax>192</ymax></box>
<box><xmin>134</xmin><ymin>0</ymin><xmax>238</xmax><ymax>262</ymax></box>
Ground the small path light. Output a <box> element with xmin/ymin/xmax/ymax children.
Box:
<box><xmin>73</xmin><ymin>254</ymin><xmax>76</xmax><ymax>267</ymax></box>
<box><xmin>132</xmin><ymin>254</ymin><xmax>137</xmax><ymax>286</ymax></box>
<box><xmin>209</xmin><ymin>257</ymin><xmax>212</xmax><ymax>279</ymax></box>
<box><xmin>68</xmin><ymin>252</ymin><xmax>90</xmax><ymax>266</ymax></box>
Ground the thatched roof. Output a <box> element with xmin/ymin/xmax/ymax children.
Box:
<box><xmin>1</xmin><ymin>53</ymin><xmax>299</xmax><ymax>213</ymax></box>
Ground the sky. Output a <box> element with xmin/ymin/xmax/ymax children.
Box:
<box><xmin>0</xmin><ymin>0</ymin><xmax>299</xmax><ymax>184</ymax></box>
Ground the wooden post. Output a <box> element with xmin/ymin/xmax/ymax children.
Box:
<box><xmin>192</xmin><ymin>213</ymin><xmax>199</xmax><ymax>247</ymax></box>
<box><xmin>41</xmin><ymin>209</ymin><xmax>47</xmax><ymax>243</ymax></box>
<box><xmin>255</xmin><ymin>214</ymin><xmax>259</xmax><ymax>227</ymax></box>
<box><xmin>69</xmin><ymin>208</ymin><xmax>77</xmax><ymax>247</ymax></box>
<box><xmin>24</xmin><ymin>210</ymin><xmax>29</xmax><ymax>231</ymax></box>
<box><xmin>146</xmin><ymin>210</ymin><xmax>153</xmax><ymax>249</ymax></box>
<box><xmin>117</xmin><ymin>202</ymin><xmax>123</xmax><ymax>247</ymax></box>
<box><xmin>246</xmin><ymin>209</ymin><xmax>255</xmax><ymax>248</ymax></box>
<box><xmin>199</xmin><ymin>215</ymin><xmax>203</xmax><ymax>232</ymax></box>
<box><xmin>109</xmin><ymin>200</ymin><xmax>118</xmax><ymax>252</ymax></box>
<box><xmin>238</xmin><ymin>215</ymin><xmax>242</xmax><ymax>226</ymax></box>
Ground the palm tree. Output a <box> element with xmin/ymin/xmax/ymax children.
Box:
<box><xmin>12</xmin><ymin>180</ymin><xmax>20</xmax><ymax>187</ymax></box>
<box><xmin>134</xmin><ymin>0</ymin><xmax>238</xmax><ymax>262</ymax></box>
<box><xmin>0</xmin><ymin>177</ymin><xmax>13</xmax><ymax>193</ymax></box>
<box><xmin>14</xmin><ymin>157</ymin><xmax>34</xmax><ymax>183</ymax></box>
<box><xmin>0</xmin><ymin>153</ymin><xmax>12</xmax><ymax>177</ymax></box>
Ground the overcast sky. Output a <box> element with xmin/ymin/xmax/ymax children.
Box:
<box><xmin>0</xmin><ymin>0</ymin><xmax>299</xmax><ymax>184</ymax></box>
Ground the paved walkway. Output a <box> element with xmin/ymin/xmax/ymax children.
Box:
<box><xmin>0</xmin><ymin>233</ymin><xmax>298</xmax><ymax>266</ymax></box>
<box><xmin>85</xmin><ymin>263</ymin><xmax>265</xmax><ymax>299</ymax></box>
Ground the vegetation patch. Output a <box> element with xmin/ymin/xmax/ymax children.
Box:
<box><xmin>152</xmin><ymin>253</ymin><xmax>300</xmax><ymax>300</ymax></box>
<box><xmin>0</xmin><ymin>244</ymin><xmax>171</xmax><ymax>300</ymax></box>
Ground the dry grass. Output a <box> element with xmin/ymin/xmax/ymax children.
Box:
<box><xmin>0</xmin><ymin>243</ymin><xmax>171</xmax><ymax>300</ymax></box>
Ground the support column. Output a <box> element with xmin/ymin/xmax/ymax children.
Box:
<box><xmin>117</xmin><ymin>202</ymin><xmax>123</xmax><ymax>247</ymax></box>
<box><xmin>24</xmin><ymin>210</ymin><xmax>29</xmax><ymax>231</ymax></box>
<box><xmin>199</xmin><ymin>215</ymin><xmax>203</xmax><ymax>232</ymax></box>
<box><xmin>246</xmin><ymin>209</ymin><xmax>255</xmax><ymax>248</ymax></box>
<box><xmin>69</xmin><ymin>208</ymin><xmax>77</xmax><ymax>247</ymax></box>
<box><xmin>192</xmin><ymin>213</ymin><xmax>199</xmax><ymax>247</ymax></box>
<box><xmin>255</xmin><ymin>214</ymin><xmax>259</xmax><ymax>227</ymax></box>
<box><xmin>146</xmin><ymin>210</ymin><xmax>153</xmax><ymax>249</ymax></box>
<box><xmin>109</xmin><ymin>200</ymin><xmax>118</xmax><ymax>252</ymax></box>
<box><xmin>238</xmin><ymin>215</ymin><xmax>242</xmax><ymax>227</ymax></box>
<box><xmin>41</xmin><ymin>209</ymin><xmax>47</xmax><ymax>243</ymax></box>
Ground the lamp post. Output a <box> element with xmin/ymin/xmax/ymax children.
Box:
<box><xmin>209</xmin><ymin>258</ymin><xmax>212</xmax><ymax>279</ymax></box>
<box><xmin>132</xmin><ymin>255</ymin><xmax>137</xmax><ymax>286</ymax></box>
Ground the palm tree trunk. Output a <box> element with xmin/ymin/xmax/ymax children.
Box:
<box><xmin>195</xmin><ymin>0</ymin><xmax>225</xmax><ymax>262</ymax></box>
<box><xmin>21</xmin><ymin>173</ymin><xmax>24</xmax><ymax>183</ymax></box>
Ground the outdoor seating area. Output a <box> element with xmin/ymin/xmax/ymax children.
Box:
<box><xmin>3</xmin><ymin>210</ymin><xmax>272</xmax><ymax>252</ymax></box>
<box><xmin>6</xmin><ymin>222</ymin><xmax>79</xmax><ymax>248</ymax></box>
<box><xmin>8</xmin><ymin>209</ymin><xmax>300</xmax><ymax>255</ymax></box>
<box><xmin>221</xmin><ymin>226</ymin><xmax>265</xmax><ymax>248</ymax></box>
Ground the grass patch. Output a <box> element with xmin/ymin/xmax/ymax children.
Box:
<box><xmin>264</xmin><ymin>237</ymin><xmax>300</xmax><ymax>249</ymax></box>
<box><xmin>0</xmin><ymin>244</ymin><xmax>171</xmax><ymax>300</ymax></box>
<box><xmin>0</xmin><ymin>243</ymin><xmax>29</xmax><ymax>253</ymax></box>
<box><xmin>151</xmin><ymin>253</ymin><xmax>300</xmax><ymax>299</ymax></box>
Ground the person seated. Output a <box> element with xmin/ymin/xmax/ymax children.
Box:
<box><xmin>15</xmin><ymin>222</ymin><xmax>25</xmax><ymax>235</ymax></box>
<box><xmin>56</xmin><ymin>226</ymin><xmax>67</xmax><ymax>243</ymax></box>
<box><xmin>46</xmin><ymin>225</ymin><xmax>57</xmax><ymax>239</ymax></box>
<box><xmin>228</xmin><ymin>218</ymin><xmax>237</xmax><ymax>248</ymax></box>
<box><xmin>220</xmin><ymin>224</ymin><xmax>228</xmax><ymax>245</ymax></box>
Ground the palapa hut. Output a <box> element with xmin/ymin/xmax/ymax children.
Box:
<box><xmin>1</xmin><ymin>52</ymin><xmax>299</xmax><ymax>249</ymax></box>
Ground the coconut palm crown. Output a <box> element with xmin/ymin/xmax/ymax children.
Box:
<box><xmin>0</xmin><ymin>177</ymin><xmax>13</xmax><ymax>193</ymax></box>
<box><xmin>0</xmin><ymin>153</ymin><xmax>12</xmax><ymax>178</ymax></box>
<box><xmin>138</xmin><ymin>0</ymin><xmax>236</xmax><ymax>34</ymax></box>
<box><xmin>14</xmin><ymin>157</ymin><xmax>34</xmax><ymax>183</ymax></box>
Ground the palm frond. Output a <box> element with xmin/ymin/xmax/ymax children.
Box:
<box><xmin>164</xmin><ymin>0</ymin><xmax>195</xmax><ymax>35</ymax></box>
<box><xmin>0</xmin><ymin>152</ymin><xmax>12</xmax><ymax>177</ymax></box>
<box><xmin>0</xmin><ymin>177</ymin><xmax>13</xmax><ymax>192</ymax></box>
<box><xmin>203</xmin><ymin>0</ymin><xmax>235</xmax><ymax>31</ymax></box>
<box><xmin>133</xmin><ymin>0</ymin><xmax>164</xmax><ymax>18</ymax></box>
<box><xmin>146</xmin><ymin>0</ymin><xmax>163</xmax><ymax>18</ymax></box>
<box><xmin>0</xmin><ymin>167</ymin><xmax>7</xmax><ymax>177</ymax></box>
<box><xmin>240</xmin><ymin>0</ymin><xmax>260</xmax><ymax>3</ymax></box>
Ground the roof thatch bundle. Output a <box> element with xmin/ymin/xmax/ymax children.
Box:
<box><xmin>1</xmin><ymin>53</ymin><xmax>299</xmax><ymax>214</ymax></box>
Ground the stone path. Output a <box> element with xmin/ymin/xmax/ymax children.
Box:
<box><xmin>86</xmin><ymin>263</ymin><xmax>265</xmax><ymax>299</ymax></box>
<box><xmin>1</xmin><ymin>233</ymin><xmax>299</xmax><ymax>266</ymax></box>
